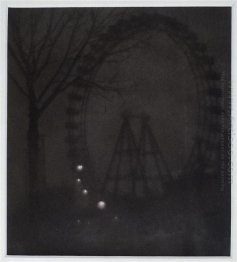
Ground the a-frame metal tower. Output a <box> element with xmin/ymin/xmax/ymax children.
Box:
<box><xmin>101</xmin><ymin>112</ymin><xmax>172</xmax><ymax>201</ymax></box>
<box><xmin>139</xmin><ymin>114</ymin><xmax>173</xmax><ymax>195</ymax></box>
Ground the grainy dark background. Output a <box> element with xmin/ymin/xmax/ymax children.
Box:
<box><xmin>7</xmin><ymin>7</ymin><xmax>231</xmax><ymax>255</ymax></box>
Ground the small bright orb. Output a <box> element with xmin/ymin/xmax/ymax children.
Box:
<box><xmin>77</xmin><ymin>219</ymin><xmax>81</xmax><ymax>224</ymax></box>
<box><xmin>82</xmin><ymin>189</ymin><xmax>88</xmax><ymax>195</ymax></box>
<box><xmin>97</xmin><ymin>201</ymin><xmax>106</xmax><ymax>210</ymax></box>
<box><xmin>76</xmin><ymin>164</ymin><xmax>84</xmax><ymax>171</ymax></box>
<box><xmin>114</xmin><ymin>216</ymin><xmax>119</xmax><ymax>220</ymax></box>
<box><xmin>76</xmin><ymin>178</ymin><xmax>81</xmax><ymax>184</ymax></box>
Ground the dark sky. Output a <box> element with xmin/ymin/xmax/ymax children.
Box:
<box><xmin>8</xmin><ymin>7</ymin><xmax>231</xmax><ymax>212</ymax></box>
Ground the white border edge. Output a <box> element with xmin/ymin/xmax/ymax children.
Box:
<box><xmin>0</xmin><ymin>1</ymin><xmax>235</xmax><ymax>262</ymax></box>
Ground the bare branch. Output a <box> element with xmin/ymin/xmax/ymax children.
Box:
<box><xmin>90</xmin><ymin>79</ymin><xmax>126</xmax><ymax>104</ymax></box>
<box><xmin>35</xmin><ymin>13</ymin><xmax>72</xmax><ymax>79</ymax></box>
<box><xmin>38</xmin><ymin>14</ymin><xmax>98</xmax><ymax>113</ymax></box>
<box><xmin>37</xmin><ymin>13</ymin><xmax>81</xmax><ymax>101</ymax></box>
<box><xmin>8</xmin><ymin>9</ymin><xmax>138</xmax><ymax>119</ymax></box>
<box><xmin>80</xmin><ymin>79</ymin><xmax>124</xmax><ymax>96</ymax></box>
<box><xmin>27</xmin><ymin>11</ymin><xmax>38</xmax><ymax>72</ymax></box>
<box><xmin>107</xmin><ymin>42</ymin><xmax>139</xmax><ymax>57</ymax></box>
<box><xmin>10</xmin><ymin>16</ymin><xmax>29</xmax><ymax>69</ymax></box>
<box><xmin>8</xmin><ymin>44</ymin><xmax>27</xmax><ymax>74</ymax></box>
<box><xmin>93</xmin><ymin>89</ymin><xmax>112</xmax><ymax>103</ymax></box>
<box><xmin>35</xmin><ymin>9</ymin><xmax>55</xmax><ymax>64</ymax></box>
<box><xmin>8</xmin><ymin>72</ymin><xmax>28</xmax><ymax>97</ymax></box>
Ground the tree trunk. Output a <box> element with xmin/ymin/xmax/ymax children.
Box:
<box><xmin>27</xmin><ymin>101</ymin><xmax>40</xmax><ymax>222</ymax></box>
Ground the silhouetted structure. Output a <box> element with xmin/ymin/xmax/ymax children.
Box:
<box><xmin>101</xmin><ymin>112</ymin><xmax>172</xmax><ymax>200</ymax></box>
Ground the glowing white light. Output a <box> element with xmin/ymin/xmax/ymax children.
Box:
<box><xmin>114</xmin><ymin>216</ymin><xmax>119</xmax><ymax>220</ymax></box>
<box><xmin>77</xmin><ymin>219</ymin><xmax>81</xmax><ymax>224</ymax></box>
<box><xmin>76</xmin><ymin>165</ymin><xmax>84</xmax><ymax>171</ymax></box>
<box><xmin>97</xmin><ymin>201</ymin><xmax>106</xmax><ymax>210</ymax></box>
<box><xmin>82</xmin><ymin>189</ymin><xmax>88</xmax><ymax>195</ymax></box>
<box><xmin>76</xmin><ymin>178</ymin><xmax>81</xmax><ymax>183</ymax></box>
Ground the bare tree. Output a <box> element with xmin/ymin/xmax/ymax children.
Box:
<box><xmin>8</xmin><ymin>8</ymin><xmax>142</xmax><ymax>214</ymax></box>
<box><xmin>8</xmin><ymin>8</ymin><xmax>112</xmax><ymax>210</ymax></box>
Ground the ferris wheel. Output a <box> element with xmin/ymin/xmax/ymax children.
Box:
<box><xmin>65</xmin><ymin>13</ymin><xmax>224</xmax><ymax>204</ymax></box>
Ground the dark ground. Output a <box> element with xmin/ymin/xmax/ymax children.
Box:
<box><xmin>7</xmin><ymin>175</ymin><xmax>230</xmax><ymax>256</ymax></box>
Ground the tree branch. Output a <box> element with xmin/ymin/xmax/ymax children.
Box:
<box><xmin>8</xmin><ymin>72</ymin><xmax>28</xmax><ymax>97</ymax></box>
<box><xmin>37</xmin><ymin>12</ymin><xmax>81</xmax><ymax>102</ymax></box>
<box><xmin>35</xmin><ymin>9</ymin><xmax>55</xmax><ymax>64</ymax></box>
<box><xmin>38</xmin><ymin>14</ymin><xmax>97</xmax><ymax>113</ymax></box>
<box><xmin>27</xmin><ymin>11</ymin><xmax>37</xmax><ymax>72</ymax></box>
<box><xmin>11</xmin><ymin>16</ymin><xmax>29</xmax><ymax>70</ymax></box>
<box><xmin>8</xmin><ymin>44</ymin><xmax>27</xmax><ymax>74</ymax></box>
<box><xmin>35</xmin><ymin>12</ymin><xmax>71</xmax><ymax>80</ymax></box>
